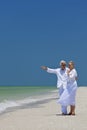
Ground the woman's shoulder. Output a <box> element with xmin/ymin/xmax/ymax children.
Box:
<box><xmin>73</xmin><ymin>68</ymin><xmax>77</xmax><ymax>72</ymax></box>
<box><xmin>72</xmin><ymin>68</ymin><xmax>78</xmax><ymax>76</ymax></box>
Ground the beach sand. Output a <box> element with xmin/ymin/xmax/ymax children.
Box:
<box><xmin>0</xmin><ymin>87</ymin><xmax>87</xmax><ymax>130</ymax></box>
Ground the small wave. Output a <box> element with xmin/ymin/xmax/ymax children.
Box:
<box><xmin>0</xmin><ymin>91</ymin><xmax>57</xmax><ymax>114</ymax></box>
<box><xmin>0</xmin><ymin>100</ymin><xmax>20</xmax><ymax>113</ymax></box>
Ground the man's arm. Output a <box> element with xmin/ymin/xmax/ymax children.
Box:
<box><xmin>41</xmin><ymin>66</ymin><xmax>57</xmax><ymax>74</ymax></box>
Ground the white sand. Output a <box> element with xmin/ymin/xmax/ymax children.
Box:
<box><xmin>0</xmin><ymin>87</ymin><xmax>87</xmax><ymax>130</ymax></box>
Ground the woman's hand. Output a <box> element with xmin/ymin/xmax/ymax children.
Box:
<box><xmin>67</xmin><ymin>70</ymin><xmax>70</xmax><ymax>75</ymax></box>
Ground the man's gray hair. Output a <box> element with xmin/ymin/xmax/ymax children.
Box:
<box><xmin>60</xmin><ymin>60</ymin><xmax>66</xmax><ymax>65</ymax></box>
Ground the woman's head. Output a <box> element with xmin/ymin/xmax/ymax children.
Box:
<box><xmin>68</xmin><ymin>61</ymin><xmax>74</xmax><ymax>70</ymax></box>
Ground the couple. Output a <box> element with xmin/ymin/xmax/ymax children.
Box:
<box><xmin>41</xmin><ymin>60</ymin><xmax>78</xmax><ymax>115</ymax></box>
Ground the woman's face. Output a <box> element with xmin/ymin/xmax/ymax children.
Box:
<box><xmin>68</xmin><ymin>63</ymin><xmax>74</xmax><ymax>70</ymax></box>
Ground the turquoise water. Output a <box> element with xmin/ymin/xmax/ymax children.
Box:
<box><xmin>0</xmin><ymin>86</ymin><xmax>57</xmax><ymax>113</ymax></box>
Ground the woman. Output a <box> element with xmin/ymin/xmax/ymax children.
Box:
<box><xmin>58</xmin><ymin>61</ymin><xmax>78</xmax><ymax>115</ymax></box>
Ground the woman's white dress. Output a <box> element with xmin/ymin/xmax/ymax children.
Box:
<box><xmin>58</xmin><ymin>69</ymin><xmax>78</xmax><ymax>106</ymax></box>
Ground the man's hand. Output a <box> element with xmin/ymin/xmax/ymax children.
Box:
<box><xmin>41</xmin><ymin>66</ymin><xmax>47</xmax><ymax>70</ymax></box>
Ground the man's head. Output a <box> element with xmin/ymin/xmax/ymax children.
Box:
<box><xmin>60</xmin><ymin>60</ymin><xmax>66</xmax><ymax>70</ymax></box>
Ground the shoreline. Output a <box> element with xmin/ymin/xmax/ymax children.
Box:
<box><xmin>0</xmin><ymin>87</ymin><xmax>87</xmax><ymax>130</ymax></box>
<box><xmin>0</xmin><ymin>89</ymin><xmax>58</xmax><ymax>114</ymax></box>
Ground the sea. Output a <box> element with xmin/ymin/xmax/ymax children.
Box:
<box><xmin>0</xmin><ymin>86</ymin><xmax>57</xmax><ymax>114</ymax></box>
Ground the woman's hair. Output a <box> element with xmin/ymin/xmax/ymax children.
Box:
<box><xmin>69</xmin><ymin>61</ymin><xmax>74</xmax><ymax>67</ymax></box>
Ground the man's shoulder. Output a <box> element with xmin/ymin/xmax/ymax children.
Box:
<box><xmin>56</xmin><ymin>68</ymin><xmax>60</xmax><ymax>70</ymax></box>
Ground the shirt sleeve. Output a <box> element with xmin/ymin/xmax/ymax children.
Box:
<box><xmin>47</xmin><ymin>68</ymin><xmax>57</xmax><ymax>74</ymax></box>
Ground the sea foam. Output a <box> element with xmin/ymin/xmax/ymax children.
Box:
<box><xmin>0</xmin><ymin>90</ymin><xmax>57</xmax><ymax>114</ymax></box>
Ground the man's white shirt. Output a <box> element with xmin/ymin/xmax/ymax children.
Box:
<box><xmin>47</xmin><ymin>67</ymin><xmax>69</xmax><ymax>89</ymax></box>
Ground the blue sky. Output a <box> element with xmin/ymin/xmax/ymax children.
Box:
<box><xmin>0</xmin><ymin>0</ymin><xmax>87</xmax><ymax>86</ymax></box>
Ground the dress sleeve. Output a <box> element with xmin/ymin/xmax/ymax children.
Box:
<box><xmin>68</xmin><ymin>69</ymin><xmax>77</xmax><ymax>81</ymax></box>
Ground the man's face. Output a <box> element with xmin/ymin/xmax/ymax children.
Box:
<box><xmin>60</xmin><ymin>63</ymin><xmax>66</xmax><ymax>70</ymax></box>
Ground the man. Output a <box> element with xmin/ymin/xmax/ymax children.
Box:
<box><xmin>41</xmin><ymin>60</ymin><xmax>68</xmax><ymax>115</ymax></box>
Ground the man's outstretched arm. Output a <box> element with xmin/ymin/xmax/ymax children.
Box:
<box><xmin>41</xmin><ymin>66</ymin><xmax>57</xmax><ymax>74</ymax></box>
